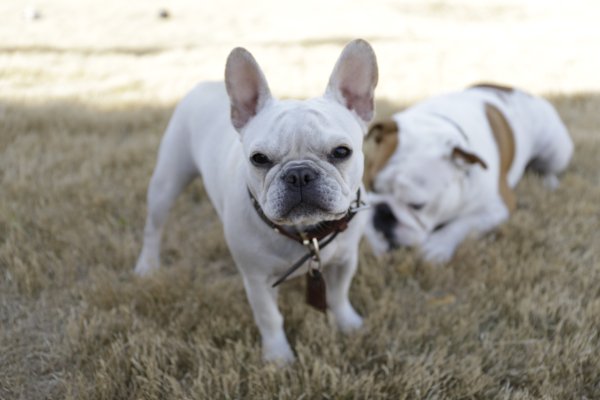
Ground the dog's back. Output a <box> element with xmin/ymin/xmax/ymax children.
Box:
<box><xmin>466</xmin><ymin>85</ymin><xmax>573</xmax><ymax>186</ymax></box>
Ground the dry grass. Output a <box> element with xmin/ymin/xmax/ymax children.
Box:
<box><xmin>1</xmin><ymin>1</ymin><xmax>600</xmax><ymax>398</ymax></box>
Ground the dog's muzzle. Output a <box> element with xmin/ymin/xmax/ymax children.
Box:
<box><xmin>372</xmin><ymin>202</ymin><xmax>398</xmax><ymax>249</ymax></box>
<box><xmin>279</xmin><ymin>165</ymin><xmax>327</xmax><ymax>215</ymax></box>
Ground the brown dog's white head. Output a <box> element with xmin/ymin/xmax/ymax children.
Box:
<box><xmin>364</xmin><ymin>112</ymin><xmax>488</xmax><ymax>254</ymax></box>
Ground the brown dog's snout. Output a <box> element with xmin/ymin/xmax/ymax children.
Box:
<box><xmin>373</xmin><ymin>202</ymin><xmax>397</xmax><ymax>232</ymax></box>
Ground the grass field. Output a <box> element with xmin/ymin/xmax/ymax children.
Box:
<box><xmin>1</xmin><ymin>0</ymin><xmax>600</xmax><ymax>398</ymax></box>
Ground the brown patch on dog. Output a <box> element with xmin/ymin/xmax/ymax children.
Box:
<box><xmin>471</xmin><ymin>82</ymin><xmax>514</xmax><ymax>93</ymax></box>
<box><xmin>451</xmin><ymin>147</ymin><xmax>488</xmax><ymax>170</ymax></box>
<box><xmin>485</xmin><ymin>103</ymin><xmax>517</xmax><ymax>212</ymax></box>
<box><xmin>471</xmin><ymin>83</ymin><xmax>514</xmax><ymax>104</ymax></box>
<box><xmin>363</xmin><ymin>120</ymin><xmax>399</xmax><ymax>189</ymax></box>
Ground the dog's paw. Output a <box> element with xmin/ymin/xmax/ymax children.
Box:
<box><xmin>134</xmin><ymin>252</ymin><xmax>160</xmax><ymax>276</ymax></box>
<box><xmin>420</xmin><ymin>239</ymin><xmax>455</xmax><ymax>264</ymax></box>
<box><xmin>542</xmin><ymin>174</ymin><xmax>560</xmax><ymax>191</ymax></box>
<box><xmin>334</xmin><ymin>304</ymin><xmax>364</xmax><ymax>334</ymax></box>
<box><xmin>262</xmin><ymin>337</ymin><xmax>295</xmax><ymax>365</ymax></box>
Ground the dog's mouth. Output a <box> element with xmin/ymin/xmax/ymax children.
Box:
<box><xmin>372</xmin><ymin>202</ymin><xmax>426</xmax><ymax>251</ymax></box>
<box><xmin>372</xmin><ymin>202</ymin><xmax>397</xmax><ymax>242</ymax></box>
<box><xmin>272</xmin><ymin>188</ymin><xmax>345</xmax><ymax>224</ymax></box>
<box><xmin>263</xmin><ymin>178</ymin><xmax>351</xmax><ymax>226</ymax></box>
<box><xmin>273</xmin><ymin>202</ymin><xmax>346</xmax><ymax>226</ymax></box>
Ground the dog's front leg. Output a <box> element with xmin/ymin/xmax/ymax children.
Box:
<box><xmin>323</xmin><ymin>254</ymin><xmax>363</xmax><ymax>333</ymax></box>
<box><xmin>421</xmin><ymin>204</ymin><xmax>509</xmax><ymax>263</ymax></box>
<box><xmin>241</xmin><ymin>273</ymin><xmax>295</xmax><ymax>363</ymax></box>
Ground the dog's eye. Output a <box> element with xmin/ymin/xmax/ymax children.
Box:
<box><xmin>250</xmin><ymin>153</ymin><xmax>272</xmax><ymax>167</ymax></box>
<box><xmin>330</xmin><ymin>146</ymin><xmax>352</xmax><ymax>160</ymax></box>
<box><xmin>408</xmin><ymin>202</ymin><xmax>425</xmax><ymax>211</ymax></box>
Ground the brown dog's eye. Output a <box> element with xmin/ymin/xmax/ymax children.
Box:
<box><xmin>250</xmin><ymin>153</ymin><xmax>272</xmax><ymax>167</ymax></box>
<box><xmin>330</xmin><ymin>146</ymin><xmax>352</xmax><ymax>160</ymax></box>
<box><xmin>409</xmin><ymin>203</ymin><xmax>425</xmax><ymax>211</ymax></box>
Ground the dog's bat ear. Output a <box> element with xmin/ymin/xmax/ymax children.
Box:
<box><xmin>451</xmin><ymin>147</ymin><xmax>488</xmax><ymax>170</ymax></box>
<box><xmin>363</xmin><ymin>120</ymin><xmax>399</xmax><ymax>189</ymax></box>
<box><xmin>325</xmin><ymin>39</ymin><xmax>379</xmax><ymax>124</ymax></box>
<box><xmin>225</xmin><ymin>47</ymin><xmax>272</xmax><ymax>131</ymax></box>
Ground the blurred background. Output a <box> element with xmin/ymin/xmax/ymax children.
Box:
<box><xmin>2</xmin><ymin>0</ymin><xmax>599</xmax><ymax>106</ymax></box>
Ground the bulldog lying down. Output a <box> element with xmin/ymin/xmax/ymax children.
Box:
<box><xmin>364</xmin><ymin>84</ymin><xmax>573</xmax><ymax>263</ymax></box>
<box><xmin>134</xmin><ymin>40</ymin><xmax>378</xmax><ymax>363</ymax></box>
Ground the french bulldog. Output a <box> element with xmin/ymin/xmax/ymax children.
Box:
<box><xmin>134</xmin><ymin>39</ymin><xmax>378</xmax><ymax>363</ymax></box>
<box><xmin>364</xmin><ymin>84</ymin><xmax>573</xmax><ymax>263</ymax></box>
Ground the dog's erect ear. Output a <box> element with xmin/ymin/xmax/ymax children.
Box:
<box><xmin>363</xmin><ymin>120</ymin><xmax>399</xmax><ymax>189</ymax></box>
<box><xmin>451</xmin><ymin>147</ymin><xmax>488</xmax><ymax>170</ymax></box>
<box><xmin>325</xmin><ymin>39</ymin><xmax>379</xmax><ymax>124</ymax></box>
<box><xmin>225</xmin><ymin>47</ymin><xmax>272</xmax><ymax>131</ymax></box>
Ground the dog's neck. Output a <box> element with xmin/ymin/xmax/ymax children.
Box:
<box><xmin>248</xmin><ymin>188</ymin><xmax>364</xmax><ymax>291</ymax></box>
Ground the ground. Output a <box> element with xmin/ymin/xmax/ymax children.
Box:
<box><xmin>1</xmin><ymin>0</ymin><xmax>599</xmax><ymax>398</ymax></box>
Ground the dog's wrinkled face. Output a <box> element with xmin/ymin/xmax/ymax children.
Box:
<box><xmin>243</xmin><ymin>100</ymin><xmax>365</xmax><ymax>225</ymax></box>
<box><xmin>370</xmin><ymin>152</ymin><xmax>465</xmax><ymax>250</ymax></box>
<box><xmin>225</xmin><ymin>40</ymin><xmax>378</xmax><ymax>226</ymax></box>
<box><xmin>366</xmin><ymin>115</ymin><xmax>486</xmax><ymax>253</ymax></box>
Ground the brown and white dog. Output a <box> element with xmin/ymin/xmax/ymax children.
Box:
<box><xmin>363</xmin><ymin>84</ymin><xmax>573</xmax><ymax>262</ymax></box>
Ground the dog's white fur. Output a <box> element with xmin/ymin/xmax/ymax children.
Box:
<box><xmin>135</xmin><ymin>40</ymin><xmax>378</xmax><ymax>363</ymax></box>
<box><xmin>365</xmin><ymin>86</ymin><xmax>573</xmax><ymax>262</ymax></box>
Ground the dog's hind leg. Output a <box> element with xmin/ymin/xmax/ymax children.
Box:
<box><xmin>135</xmin><ymin>117</ymin><xmax>198</xmax><ymax>276</ymax></box>
<box><xmin>528</xmin><ymin>100</ymin><xmax>574</xmax><ymax>190</ymax></box>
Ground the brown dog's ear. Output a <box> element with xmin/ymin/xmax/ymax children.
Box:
<box><xmin>451</xmin><ymin>147</ymin><xmax>488</xmax><ymax>169</ymax></box>
<box><xmin>363</xmin><ymin>120</ymin><xmax>399</xmax><ymax>189</ymax></box>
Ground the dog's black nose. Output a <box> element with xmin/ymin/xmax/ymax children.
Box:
<box><xmin>283</xmin><ymin>166</ymin><xmax>318</xmax><ymax>189</ymax></box>
<box><xmin>374</xmin><ymin>202</ymin><xmax>396</xmax><ymax>223</ymax></box>
<box><xmin>373</xmin><ymin>202</ymin><xmax>397</xmax><ymax>243</ymax></box>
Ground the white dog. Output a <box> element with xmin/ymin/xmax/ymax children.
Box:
<box><xmin>134</xmin><ymin>40</ymin><xmax>378</xmax><ymax>363</ymax></box>
<box><xmin>363</xmin><ymin>84</ymin><xmax>573</xmax><ymax>263</ymax></box>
